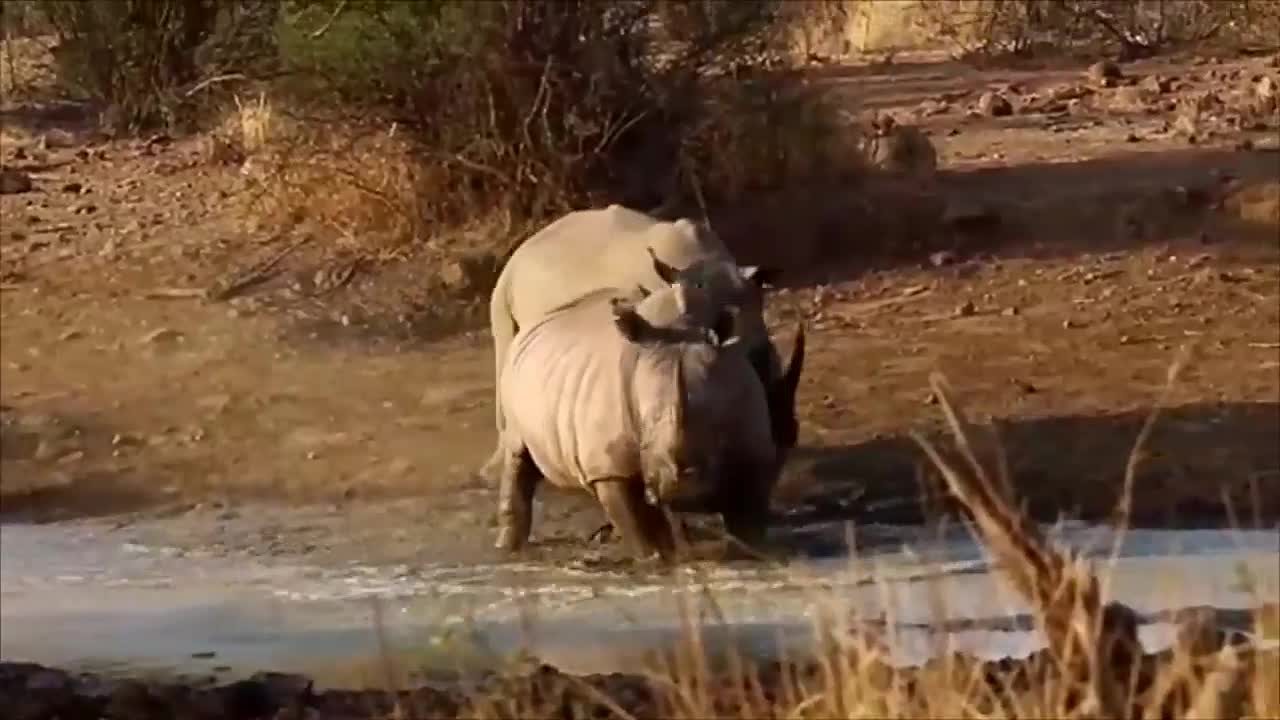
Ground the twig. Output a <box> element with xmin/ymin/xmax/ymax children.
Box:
<box><xmin>142</xmin><ymin>287</ymin><xmax>209</xmax><ymax>300</ymax></box>
<box><xmin>307</xmin><ymin>0</ymin><xmax>349</xmax><ymax>39</ymax></box>
<box><xmin>207</xmin><ymin>235</ymin><xmax>310</xmax><ymax>302</ymax></box>
<box><xmin>182</xmin><ymin>73</ymin><xmax>247</xmax><ymax>98</ymax></box>
<box><xmin>1111</xmin><ymin>342</ymin><xmax>1193</xmax><ymax>560</ymax></box>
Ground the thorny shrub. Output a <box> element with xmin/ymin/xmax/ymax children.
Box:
<box><xmin>242</xmin><ymin>0</ymin><xmax>862</xmax><ymax>254</ymax></box>
<box><xmin>39</xmin><ymin>0</ymin><xmax>279</xmax><ymax>133</ymax></box>
<box><xmin>914</xmin><ymin>0</ymin><xmax>1280</xmax><ymax>61</ymax></box>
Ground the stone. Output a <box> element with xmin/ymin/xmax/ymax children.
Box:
<box><xmin>1087</xmin><ymin>59</ymin><xmax>1123</xmax><ymax>87</ymax></box>
<box><xmin>1138</xmin><ymin>74</ymin><xmax>1170</xmax><ymax>95</ymax></box>
<box><xmin>977</xmin><ymin>91</ymin><xmax>1014</xmax><ymax>117</ymax></box>
<box><xmin>0</xmin><ymin>168</ymin><xmax>33</xmax><ymax>195</ymax></box>
<box><xmin>140</xmin><ymin>328</ymin><xmax>184</xmax><ymax>345</ymax></box>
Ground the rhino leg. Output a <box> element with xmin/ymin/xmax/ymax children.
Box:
<box><xmin>718</xmin><ymin>461</ymin><xmax>775</xmax><ymax>554</ymax></box>
<box><xmin>494</xmin><ymin>448</ymin><xmax>540</xmax><ymax>552</ymax></box>
<box><xmin>749</xmin><ymin>343</ymin><xmax>796</xmax><ymax>453</ymax></box>
<box><xmin>593</xmin><ymin>479</ymin><xmax>676</xmax><ymax>562</ymax></box>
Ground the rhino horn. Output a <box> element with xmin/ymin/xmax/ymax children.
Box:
<box><xmin>711</xmin><ymin>308</ymin><xmax>737</xmax><ymax>347</ymax></box>
<box><xmin>648</xmin><ymin>246</ymin><xmax>683</xmax><ymax>285</ymax></box>
<box><xmin>783</xmin><ymin>323</ymin><xmax>806</xmax><ymax>401</ymax></box>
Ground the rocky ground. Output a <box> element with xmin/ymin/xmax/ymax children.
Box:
<box><xmin>4</xmin><ymin>635</ymin><xmax>1279</xmax><ymax>720</ymax></box>
<box><xmin>2</xmin><ymin>42</ymin><xmax>1278</xmax><ymax>541</ymax></box>
<box><xmin>1</xmin><ymin>31</ymin><xmax>1279</xmax><ymax>717</ymax></box>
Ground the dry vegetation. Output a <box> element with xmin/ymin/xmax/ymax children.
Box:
<box><xmin>4</xmin><ymin>376</ymin><xmax>1275</xmax><ymax>719</ymax></box>
<box><xmin>2</xmin><ymin>2</ymin><xmax>1279</xmax><ymax>718</ymax></box>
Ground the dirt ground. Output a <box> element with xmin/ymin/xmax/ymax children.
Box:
<box><xmin>2</xmin><ymin>40</ymin><xmax>1278</xmax><ymax>552</ymax></box>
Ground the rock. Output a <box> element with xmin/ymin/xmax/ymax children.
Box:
<box><xmin>977</xmin><ymin>91</ymin><xmax>1013</xmax><ymax>117</ymax></box>
<box><xmin>140</xmin><ymin>328</ymin><xmax>185</xmax><ymax>345</ymax></box>
<box><xmin>867</xmin><ymin>118</ymin><xmax>938</xmax><ymax>177</ymax></box>
<box><xmin>1110</xmin><ymin>85</ymin><xmax>1151</xmax><ymax>111</ymax></box>
<box><xmin>61</xmin><ymin>181</ymin><xmax>83</xmax><ymax>194</ymax></box>
<box><xmin>1139</xmin><ymin>74</ymin><xmax>1171</xmax><ymax>95</ymax></box>
<box><xmin>928</xmin><ymin>250</ymin><xmax>956</xmax><ymax>267</ymax></box>
<box><xmin>39</xmin><ymin>129</ymin><xmax>76</xmax><ymax>149</ymax></box>
<box><xmin>916</xmin><ymin>98</ymin><xmax>951</xmax><ymax>117</ymax></box>
<box><xmin>1173</xmin><ymin>114</ymin><xmax>1199</xmax><ymax>141</ymax></box>
<box><xmin>439</xmin><ymin>255</ymin><xmax>496</xmax><ymax>293</ymax></box>
<box><xmin>1087</xmin><ymin>60</ymin><xmax>1123</xmax><ymax>87</ymax></box>
<box><xmin>1254</xmin><ymin>75</ymin><xmax>1278</xmax><ymax>112</ymax></box>
<box><xmin>0</xmin><ymin>168</ymin><xmax>33</xmax><ymax>195</ymax></box>
<box><xmin>1050</xmin><ymin>83</ymin><xmax>1091</xmax><ymax>101</ymax></box>
<box><xmin>25</xmin><ymin>669</ymin><xmax>71</xmax><ymax>691</ymax></box>
<box><xmin>196</xmin><ymin>394</ymin><xmax>232</xmax><ymax>415</ymax></box>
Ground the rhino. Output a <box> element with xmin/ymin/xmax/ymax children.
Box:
<box><xmin>494</xmin><ymin>279</ymin><xmax>806</xmax><ymax>561</ymax></box>
<box><xmin>482</xmin><ymin>204</ymin><xmax>797</xmax><ymax>482</ymax></box>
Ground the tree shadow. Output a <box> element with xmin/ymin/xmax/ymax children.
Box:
<box><xmin>774</xmin><ymin>400</ymin><xmax>1280</xmax><ymax>535</ymax></box>
<box><xmin>710</xmin><ymin>143</ymin><xmax>1279</xmax><ymax>290</ymax></box>
<box><xmin>0</xmin><ymin>99</ymin><xmax>102</xmax><ymax>137</ymax></box>
<box><xmin>0</xmin><ymin>405</ymin><xmax>169</xmax><ymax>523</ymax></box>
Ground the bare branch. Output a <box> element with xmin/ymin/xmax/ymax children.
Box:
<box><xmin>307</xmin><ymin>0</ymin><xmax>350</xmax><ymax>40</ymax></box>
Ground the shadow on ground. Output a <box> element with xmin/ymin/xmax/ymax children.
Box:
<box><xmin>782</xmin><ymin>400</ymin><xmax>1280</xmax><ymax>530</ymax></box>
<box><xmin>708</xmin><ymin>145</ymin><xmax>1279</xmax><ymax>290</ymax></box>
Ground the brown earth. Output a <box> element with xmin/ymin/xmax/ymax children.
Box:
<box><xmin>4</xmin><ymin>639</ymin><xmax>1278</xmax><ymax>719</ymax></box>
<box><xmin>2</xmin><ymin>40</ymin><xmax>1278</xmax><ymax>544</ymax></box>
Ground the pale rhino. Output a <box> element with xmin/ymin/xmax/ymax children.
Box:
<box><xmin>494</xmin><ymin>279</ymin><xmax>806</xmax><ymax>561</ymax></box>
<box><xmin>483</xmin><ymin>204</ymin><xmax>796</xmax><ymax>482</ymax></box>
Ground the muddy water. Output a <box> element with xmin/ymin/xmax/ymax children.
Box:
<box><xmin>1</xmin><ymin>514</ymin><xmax>1277</xmax><ymax>689</ymax></box>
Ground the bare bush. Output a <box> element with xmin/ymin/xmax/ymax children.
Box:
<box><xmin>256</xmin><ymin>0</ymin><xmax>859</xmax><ymax>250</ymax></box>
<box><xmin>39</xmin><ymin>0</ymin><xmax>279</xmax><ymax>132</ymax></box>
<box><xmin>914</xmin><ymin>0</ymin><xmax>1280</xmax><ymax>61</ymax></box>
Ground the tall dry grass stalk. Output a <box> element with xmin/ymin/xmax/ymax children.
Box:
<box><xmin>357</xmin><ymin>367</ymin><xmax>1276</xmax><ymax>719</ymax></box>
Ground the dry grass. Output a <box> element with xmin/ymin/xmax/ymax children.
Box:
<box><xmin>230</xmin><ymin>107</ymin><xmax>428</xmax><ymax>253</ymax></box>
<box><xmin>346</xmin><ymin>370</ymin><xmax>1278</xmax><ymax>719</ymax></box>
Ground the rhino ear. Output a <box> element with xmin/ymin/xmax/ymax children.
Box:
<box><xmin>648</xmin><ymin>246</ymin><xmax>683</xmax><ymax>285</ymax></box>
<box><xmin>611</xmin><ymin>300</ymin><xmax>653</xmax><ymax>343</ymax></box>
<box><xmin>740</xmin><ymin>265</ymin><xmax>782</xmax><ymax>290</ymax></box>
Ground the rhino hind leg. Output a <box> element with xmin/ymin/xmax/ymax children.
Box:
<box><xmin>593</xmin><ymin>479</ymin><xmax>676</xmax><ymax>562</ymax></box>
<box><xmin>495</xmin><ymin>448</ymin><xmax>540</xmax><ymax>552</ymax></box>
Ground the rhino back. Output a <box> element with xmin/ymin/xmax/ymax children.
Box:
<box><xmin>500</xmin><ymin>299</ymin><xmax>675</xmax><ymax>489</ymax></box>
<box><xmin>504</xmin><ymin>205</ymin><xmax>730</xmax><ymax>327</ymax></box>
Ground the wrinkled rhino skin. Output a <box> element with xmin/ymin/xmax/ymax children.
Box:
<box><xmin>482</xmin><ymin>204</ymin><xmax>792</xmax><ymax>482</ymax></box>
<box><xmin>494</xmin><ymin>283</ymin><xmax>804</xmax><ymax>561</ymax></box>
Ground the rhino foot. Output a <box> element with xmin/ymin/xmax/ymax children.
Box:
<box><xmin>495</xmin><ymin>448</ymin><xmax>539</xmax><ymax>552</ymax></box>
<box><xmin>594</xmin><ymin>479</ymin><xmax>677</xmax><ymax>562</ymax></box>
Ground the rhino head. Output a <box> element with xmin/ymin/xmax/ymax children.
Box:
<box><xmin>611</xmin><ymin>288</ymin><xmax>731</xmax><ymax>511</ymax></box>
<box><xmin>647</xmin><ymin>248</ymin><xmax>803</xmax><ymax>454</ymax></box>
<box><xmin>611</xmin><ymin>289</ymin><xmax>806</xmax><ymax>511</ymax></box>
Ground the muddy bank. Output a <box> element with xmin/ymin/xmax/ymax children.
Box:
<box><xmin>5</xmin><ymin>636</ymin><xmax>1279</xmax><ymax>720</ymax></box>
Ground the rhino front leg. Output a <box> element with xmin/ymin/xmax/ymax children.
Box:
<box><xmin>719</xmin><ymin>462</ymin><xmax>775</xmax><ymax>554</ymax></box>
<box><xmin>593</xmin><ymin>479</ymin><xmax>676</xmax><ymax>562</ymax></box>
<box><xmin>495</xmin><ymin>448</ymin><xmax>540</xmax><ymax>552</ymax></box>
